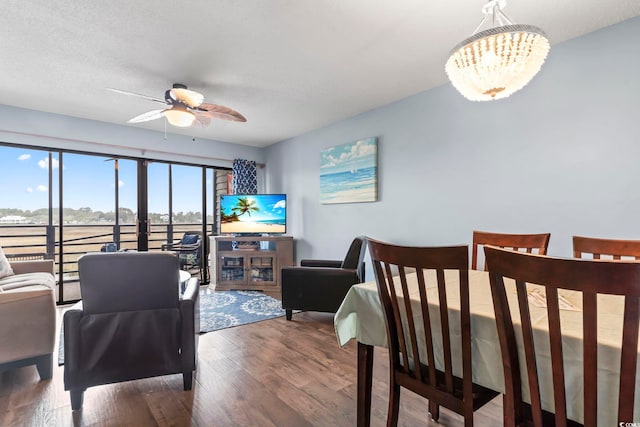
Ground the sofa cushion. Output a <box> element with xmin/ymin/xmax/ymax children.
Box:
<box><xmin>0</xmin><ymin>272</ymin><xmax>55</xmax><ymax>289</ymax></box>
<box><xmin>0</xmin><ymin>246</ymin><xmax>14</xmax><ymax>279</ymax></box>
<box><xmin>0</xmin><ymin>272</ymin><xmax>56</xmax><ymax>303</ymax></box>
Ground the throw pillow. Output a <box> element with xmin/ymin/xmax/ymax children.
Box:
<box><xmin>0</xmin><ymin>246</ymin><xmax>15</xmax><ymax>279</ymax></box>
<box><xmin>182</xmin><ymin>234</ymin><xmax>199</xmax><ymax>245</ymax></box>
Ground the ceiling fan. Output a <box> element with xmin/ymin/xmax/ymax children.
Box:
<box><xmin>106</xmin><ymin>83</ymin><xmax>246</xmax><ymax>128</ymax></box>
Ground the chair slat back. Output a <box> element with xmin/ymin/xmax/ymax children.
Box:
<box><xmin>485</xmin><ymin>245</ymin><xmax>640</xmax><ymax>427</ymax></box>
<box><xmin>368</xmin><ymin>238</ymin><xmax>471</xmax><ymax>403</ymax></box>
<box><xmin>472</xmin><ymin>230</ymin><xmax>550</xmax><ymax>271</ymax></box>
<box><xmin>573</xmin><ymin>235</ymin><xmax>640</xmax><ymax>260</ymax></box>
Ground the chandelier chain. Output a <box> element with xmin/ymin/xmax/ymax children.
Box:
<box><xmin>474</xmin><ymin>0</ymin><xmax>515</xmax><ymax>35</ymax></box>
<box><xmin>481</xmin><ymin>0</ymin><xmax>506</xmax><ymax>15</ymax></box>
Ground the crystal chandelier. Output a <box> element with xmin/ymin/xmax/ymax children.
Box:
<box><xmin>445</xmin><ymin>0</ymin><xmax>550</xmax><ymax>101</ymax></box>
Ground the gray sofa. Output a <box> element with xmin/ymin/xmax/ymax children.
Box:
<box><xmin>0</xmin><ymin>259</ymin><xmax>56</xmax><ymax>379</ymax></box>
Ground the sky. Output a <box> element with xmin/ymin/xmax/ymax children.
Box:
<box><xmin>320</xmin><ymin>137</ymin><xmax>377</xmax><ymax>175</ymax></box>
<box><xmin>0</xmin><ymin>145</ymin><xmax>211</xmax><ymax>213</ymax></box>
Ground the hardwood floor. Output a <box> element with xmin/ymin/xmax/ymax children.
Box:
<box><xmin>0</xmin><ymin>292</ymin><xmax>503</xmax><ymax>426</ymax></box>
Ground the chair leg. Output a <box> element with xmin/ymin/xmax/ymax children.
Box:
<box><xmin>463</xmin><ymin>407</ymin><xmax>474</xmax><ymax>427</ymax></box>
<box><xmin>429</xmin><ymin>401</ymin><xmax>440</xmax><ymax>421</ymax></box>
<box><xmin>183</xmin><ymin>371</ymin><xmax>193</xmax><ymax>391</ymax></box>
<box><xmin>286</xmin><ymin>309</ymin><xmax>292</xmax><ymax>320</ymax></box>
<box><xmin>387</xmin><ymin>383</ymin><xmax>400</xmax><ymax>427</ymax></box>
<box><xmin>70</xmin><ymin>389</ymin><xmax>85</xmax><ymax>410</ymax></box>
<box><xmin>35</xmin><ymin>353</ymin><xmax>53</xmax><ymax>380</ymax></box>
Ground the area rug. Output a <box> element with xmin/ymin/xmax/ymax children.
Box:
<box><xmin>198</xmin><ymin>290</ymin><xmax>286</xmax><ymax>333</ymax></box>
<box><xmin>59</xmin><ymin>290</ymin><xmax>286</xmax><ymax>365</ymax></box>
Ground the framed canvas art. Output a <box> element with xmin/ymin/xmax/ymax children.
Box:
<box><xmin>320</xmin><ymin>137</ymin><xmax>378</xmax><ymax>204</ymax></box>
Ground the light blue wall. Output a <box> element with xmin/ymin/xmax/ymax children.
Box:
<box><xmin>0</xmin><ymin>105</ymin><xmax>264</xmax><ymax>168</ymax></box>
<box><xmin>265</xmin><ymin>17</ymin><xmax>640</xmax><ymax>273</ymax></box>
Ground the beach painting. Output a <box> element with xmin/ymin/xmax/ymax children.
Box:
<box><xmin>320</xmin><ymin>137</ymin><xmax>378</xmax><ymax>204</ymax></box>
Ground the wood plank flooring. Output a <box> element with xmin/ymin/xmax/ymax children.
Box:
<box><xmin>0</xmin><ymin>291</ymin><xmax>503</xmax><ymax>426</ymax></box>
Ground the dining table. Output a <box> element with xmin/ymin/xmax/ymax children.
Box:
<box><xmin>334</xmin><ymin>268</ymin><xmax>640</xmax><ymax>426</ymax></box>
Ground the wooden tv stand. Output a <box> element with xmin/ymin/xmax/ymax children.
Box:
<box><xmin>212</xmin><ymin>235</ymin><xmax>294</xmax><ymax>291</ymax></box>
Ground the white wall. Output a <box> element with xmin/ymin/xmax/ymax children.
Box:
<box><xmin>0</xmin><ymin>105</ymin><xmax>264</xmax><ymax>168</ymax></box>
<box><xmin>264</xmin><ymin>17</ymin><xmax>640</xmax><ymax>275</ymax></box>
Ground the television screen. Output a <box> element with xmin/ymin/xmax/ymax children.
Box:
<box><xmin>219</xmin><ymin>194</ymin><xmax>287</xmax><ymax>235</ymax></box>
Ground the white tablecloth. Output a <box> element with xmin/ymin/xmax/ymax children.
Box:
<box><xmin>334</xmin><ymin>269</ymin><xmax>640</xmax><ymax>425</ymax></box>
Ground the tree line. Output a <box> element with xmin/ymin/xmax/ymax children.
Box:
<box><xmin>0</xmin><ymin>208</ymin><xmax>212</xmax><ymax>224</ymax></box>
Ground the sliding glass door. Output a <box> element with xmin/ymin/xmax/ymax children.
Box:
<box><xmin>0</xmin><ymin>142</ymin><xmax>229</xmax><ymax>304</ymax></box>
<box><xmin>0</xmin><ymin>147</ymin><xmax>60</xmax><ymax>297</ymax></box>
<box><xmin>148</xmin><ymin>162</ymin><xmax>209</xmax><ymax>281</ymax></box>
<box><xmin>0</xmin><ymin>145</ymin><xmax>56</xmax><ymax>258</ymax></box>
<box><xmin>58</xmin><ymin>154</ymin><xmax>139</xmax><ymax>301</ymax></box>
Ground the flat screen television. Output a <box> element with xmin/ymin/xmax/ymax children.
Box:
<box><xmin>219</xmin><ymin>194</ymin><xmax>287</xmax><ymax>235</ymax></box>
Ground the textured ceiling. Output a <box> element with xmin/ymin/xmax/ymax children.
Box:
<box><xmin>0</xmin><ymin>0</ymin><xmax>638</xmax><ymax>147</ymax></box>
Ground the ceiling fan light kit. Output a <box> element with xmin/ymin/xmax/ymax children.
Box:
<box><xmin>445</xmin><ymin>0</ymin><xmax>550</xmax><ymax>101</ymax></box>
<box><xmin>106</xmin><ymin>83</ymin><xmax>247</xmax><ymax>128</ymax></box>
<box><xmin>163</xmin><ymin>104</ymin><xmax>196</xmax><ymax>127</ymax></box>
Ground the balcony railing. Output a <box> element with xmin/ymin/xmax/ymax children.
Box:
<box><xmin>0</xmin><ymin>223</ymin><xmax>211</xmax><ymax>302</ymax></box>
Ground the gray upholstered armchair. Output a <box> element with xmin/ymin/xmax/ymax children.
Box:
<box><xmin>63</xmin><ymin>251</ymin><xmax>199</xmax><ymax>410</ymax></box>
<box><xmin>281</xmin><ymin>236</ymin><xmax>367</xmax><ymax>320</ymax></box>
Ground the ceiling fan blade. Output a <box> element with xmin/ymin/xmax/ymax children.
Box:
<box><xmin>170</xmin><ymin>88</ymin><xmax>204</xmax><ymax>108</ymax></box>
<box><xmin>128</xmin><ymin>109</ymin><xmax>165</xmax><ymax>123</ymax></box>
<box><xmin>192</xmin><ymin>112</ymin><xmax>212</xmax><ymax>128</ymax></box>
<box><xmin>196</xmin><ymin>103</ymin><xmax>247</xmax><ymax>122</ymax></box>
<box><xmin>106</xmin><ymin>88</ymin><xmax>167</xmax><ymax>104</ymax></box>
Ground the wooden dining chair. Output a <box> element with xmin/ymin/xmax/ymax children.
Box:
<box><xmin>484</xmin><ymin>246</ymin><xmax>640</xmax><ymax>427</ymax></box>
<box><xmin>368</xmin><ymin>238</ymin><xmax>499</xmax><ymax>427</ymax></box>
<box><xmin>471</xmin><ymin>230</ymin><xmax>550</xmax><ymax>271</ymax></box>
<box><xmin>573</xmin><ymin>235</ymin><xmax>640</xmax><ymax>260</ymax></box>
